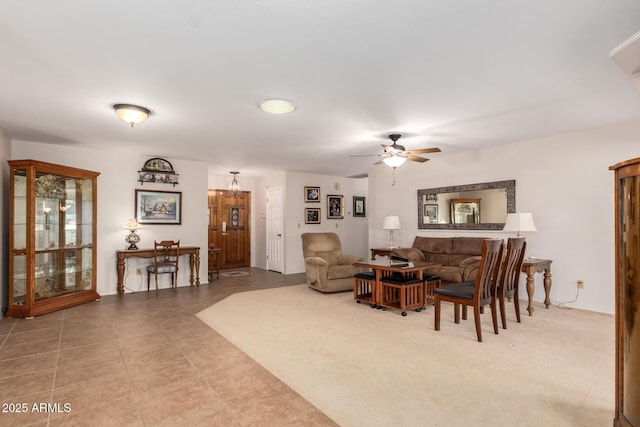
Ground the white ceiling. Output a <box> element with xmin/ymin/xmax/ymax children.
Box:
<box><xmin>2</xmin><ymin>1</ymin><xmax>640</xmax><ymax>178</ymax></box>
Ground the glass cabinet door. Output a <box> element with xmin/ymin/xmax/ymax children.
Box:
<box><xmin>33</xmin><ymin>172</ymin><xmax>94</xmax><ymax>301</ymax></box>
<box><xmin>11</xmin><ymin>168</ymin><xmax>27</xmax><ymax>307</ymax></box>
<box><xmin>620</xmin><ymin>175</ymin><xmax>640</xmax><ymax>425</ymax></box>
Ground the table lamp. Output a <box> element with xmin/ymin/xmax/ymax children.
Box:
<box><xmin>503</xmin><ymin>212</ymin><xmax>537</xmax><ymax>237</ymax></box>
<box><xmin>123</xmin><ymin>218</ymin><xmax>143</xmax><ymax>250</ymax></box>
<box><xmin>383</xmin><ymin>215</ymin><xmax>401</xmax><ymax>249</ymax></box>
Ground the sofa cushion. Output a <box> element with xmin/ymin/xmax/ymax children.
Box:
<box><xmin>412</xmin><ymin>237</ymin><xmax>453</xmax><ymax>254</ymax></box>
<box><xmin>451</xmin><ymin>238</ymin><xmax>486</xmax><ymax>256</ymax></box>
<box><xmin>424</xmin><ymin>266</ymin><xmax>463</xmax><ymax>283</ymax></box>
<box><xmin>423</xmin><ymin>253</ymin><xmax>451</xmax><ymax>266</ymax></box>
<box><xmin>327</xmin><ymin>264</ymin><xmax>357</xmax><ymax>280</ymax></box>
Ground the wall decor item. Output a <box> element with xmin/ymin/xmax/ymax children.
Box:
<box><xmin>135</xmin><ymin>189</ymin><xmax>182</xmax><ymax>224</ymax></box>
<box><xmin>304</xmin><ymin>186</ymin><xmax>320</xmax><ymax>202</ymax></box>
<box><xmin>327</xmin><ymin>195</ymin><xmax>344</xmax><ymax>219</ymax></box>
<box><xmin>138</xmin><ymin>157</ymin><xmax>179</xmax><ymax>186</ymax></box>
<box><xmin>305</xmin><ymin>208</ymin><xmax>321</xmax><ymax>224</ymax></box>
<box><xmin>423</xmin><ymin>204</ymin><xmax>438</xmax><ymax>223</ymax></box>
<box><xmin>353</xmin><ymin>196</ymin><xmax>366</xmax><ymax>217</ymax></box>
<box><xmin>417</xmin><ymin>180</ymin><xmax>515</xmax><ymax>230</ymax></box>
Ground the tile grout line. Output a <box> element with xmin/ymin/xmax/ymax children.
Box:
<box><xmin>47</xmin><ymin>309</ymin><xmax>65</xmax><ymax>427</ymax></box>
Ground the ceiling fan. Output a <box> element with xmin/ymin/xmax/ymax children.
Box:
<box><xmin>351</xmin><ymin>134</ymin><xmax>441</xmax><ymax>168</ymax></box>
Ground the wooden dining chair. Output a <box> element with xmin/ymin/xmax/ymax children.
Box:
<box><xmin>497</xmin><ymin>237</ymin><xmax>527</xmax><ymax>329</ymax></box>
<box><xmin>434</xmin><ymin>239</ymin><xmax>503</xmax><ymax>342</ymax></box>
<box><xmin>146</xmin><ymin>240</ymin><xmax>180</xmax><ymax>294</ymax></box>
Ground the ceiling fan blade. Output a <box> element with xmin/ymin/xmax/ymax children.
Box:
<box><xmin>407</xmin><ymin>155</ymin><xmax>429</xmax><ymax>163</ymax></box>
<box><xmin>407</xmin><ymin>147</ymin><xmax>441</xmax><ymax>155</ymax></box>
<box><xmin>373</xmin><ymin>159</ymin><xmax>385</xmax><ymax>165</ymax></box>
<box><xmin>381</xmin><ymin>144</ymin><xmax>393</xmax><ymax>153</ymax></box>
<box><xmin>349</xmin><ymin>154</ymin><xmax>385</xmax><ymax>158</ymax></box>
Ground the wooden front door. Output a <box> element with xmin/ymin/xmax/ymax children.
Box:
<box><xmin>208</xmin><ymin>190</ymin><xmax>251</xmax><ymax>269</ymax></box>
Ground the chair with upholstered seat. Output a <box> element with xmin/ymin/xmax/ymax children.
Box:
<box><xmin>147</xmin><ymin>240</ymin><xmax>180</xmax><ymax>294</ymax></box>
<box><xmin>497</xmin><ymin>237</ymin><xmax>527</xmax><ymax>329</ymax></box>
<box><xmin>434</xmin><ymin>239</ymin><xmax>503</xmax><ymax>342</ymax></box>
<box><xmin>301</xmin><ymin>232</ymin><xmax>363</xmax><ymax>293</ymax></box>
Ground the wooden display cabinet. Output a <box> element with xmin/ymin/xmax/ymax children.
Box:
<box><xmin>8</xmin><ymin>160</ymin><xmax>100</xmax><ymax>317</ymax></box>
<box><xmin>611</xmin><ymin>158</ymin><xmax>640</xmax><ymax>426</ymax></box>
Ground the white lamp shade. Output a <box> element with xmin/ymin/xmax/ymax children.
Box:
<box><xmin>114</xmin><ymin>104</ymin><xmax>150</xmax><ymax>126</ymax></box>
<box><xmin>123</xmin><ymin>218</ymin><xmax>142</xmax><ymax>231</ymax></box>
<box><xmin>503</xmin><ymin>212</ymin><xmax>537</xmax><ymax>233</ymax></box>
<box><xmin>383</xmin><ymin>215</ymin><xmax>401</xmax><ymax>230</ymax></box>
<box><xmin>382</xmin><ymin>155</ymin><xmax>407</xmax><ymax>168</ymax></box>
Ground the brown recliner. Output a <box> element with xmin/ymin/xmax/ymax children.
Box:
<box><xmin>301</xmin><ymin>232</ymin><xmax>363</xmax><ymax>293</ymax></box>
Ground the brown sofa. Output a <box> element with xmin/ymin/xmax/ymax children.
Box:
<box><xmin>301</xmin><ymin>232</ymin><xmax>364</xmax><ymax>293</ymax></box>
<box><xmin>392</xmin><ymin>236</ymin><xmax>486</xmax><ymax>283</ymax></box>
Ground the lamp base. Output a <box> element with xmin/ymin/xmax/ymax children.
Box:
<box><xmin>125</xmin><ymin>231</ymin><xmax>141</xmax><ymax>250</ymax></box>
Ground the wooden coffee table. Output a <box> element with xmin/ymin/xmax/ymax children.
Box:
<box><xmin>353</xmin><ymin>260</ymin><xmax>440</xmax><ymax>315</ymax></box>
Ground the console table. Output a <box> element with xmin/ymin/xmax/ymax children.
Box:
<box><xmin>521</xmin><ymin>258</ymin><xmax>553</xmax><ymax>316</ymax></box>
<box><xmin>370</xmin><ymin>248</ymin><xmax>394</xmax><ymax>260</ymax></box>
<box><xmin>116</xmin><ymin>246</ymin><xmax>201</xmax><ymax>295</ymax></box>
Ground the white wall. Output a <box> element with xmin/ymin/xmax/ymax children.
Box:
<box><xmin>11</xmin><ymin>141</ymin><xmax>208</xmax><ymax>296</ymax></box>
<box><xmin>369</xmin><ymin>118</ymin><xmax>640</xmax><ymax>314</ymax></box>
<box><xmin>0</xmin><ymin>129</ymin><xmax>10</xmax><ymax>315</ymax></box>
<box><xmin>283</xmin><ymin>171</ymin><xmax>369</xmax><ymax>274</ymax></box>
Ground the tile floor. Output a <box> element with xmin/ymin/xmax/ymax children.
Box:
<box><xmin>0</xmin><ymin>268</ymin><xmax>338</xmax><ymax>427</ymax></box>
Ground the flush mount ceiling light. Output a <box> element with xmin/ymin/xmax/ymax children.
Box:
<box><xmin>113</xmin><ymin>104</ymin><xmax>151</xmax><ymax>127</ymax></box>
<box><xmin>259</xmin><ymin>99</ymin><xmax>296</xmax><ymax>114</ymax></box>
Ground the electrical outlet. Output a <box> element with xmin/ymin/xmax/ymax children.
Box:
<box><xmin>577</xmin><ymin>279</ymin><xmax>584</xmax><ymax>289</ymax></box>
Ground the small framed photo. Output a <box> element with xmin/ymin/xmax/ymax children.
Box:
<box><xmin>327</xmin><ymin>195</ymin><xmax>344</xmax><ymax>219</ymax></box>
<box><xmin>353</xmin><ymin>196</ymin><xmax>366</xmax><ymax>217</ymax></box>
<box><xmin>305</xmin><ymin>208</ymin><xmax>321</xmax><ymax>224</ymax></box>
<box><xmin>304</xmin><ymin>186</ymin><xmax>320</xmax><ymax>203</ymax></box>
<box><xmin>423</xmin><ymin>204</ymin><xmax>438</xmax><ymax>223</ymax></box>
<box><xmin>135</xmin><ymin>189</ymin><xmax>182</xmax><ymax>224</ymax></box>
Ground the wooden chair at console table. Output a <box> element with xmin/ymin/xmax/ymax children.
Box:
<box><xmin>116</xmin><ymin>246</ymin><xmax>201</xmax><ymax>295</ymax></box>
<box><xmin>208</xmin><ymin>247</ymin><xmax>222</xmax><ymax>281</ymax></box>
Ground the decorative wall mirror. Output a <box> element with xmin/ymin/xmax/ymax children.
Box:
<box><xmin>417</xmin><ymin>180</ymin><xmax>515</xmax><ymax>230</ymax></box>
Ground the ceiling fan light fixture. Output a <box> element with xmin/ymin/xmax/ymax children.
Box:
<box><xmin>259</xmin><ymin>99</ymin><xmax>296</xmax><ymax>114</ymax></box>
<box><xmin>113</xmin><ymin>104</ymin><xmax>151</xmax><ymax>127</ymax></box>
<box><xmin>383</xmin><ymin>155</ymin><xmax>407</xmax><ymax>168</ymax></box>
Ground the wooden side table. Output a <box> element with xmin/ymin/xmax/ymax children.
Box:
<box><xmin>208</xmin><ymin>248</ymin><xmax>222</xmax><ymax>281</ymax></box>
<box><xmin>521</xmin><ymin>258</ymin><xmax>553</xmax><ymax>316</ymax></box>
<box><xmin>370</xmin><ymin>248</ymin><xmax>394</xmax><ymax>260</ymax></box>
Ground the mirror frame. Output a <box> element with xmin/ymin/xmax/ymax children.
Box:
<box><xmin>417</xmin><ymin>180</ymin><xmax>516</xmax><ymax>230</ymax></box>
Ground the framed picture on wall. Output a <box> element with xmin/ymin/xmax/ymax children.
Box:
<box><xmin>135</xmin><ymin>189</ymin><xmax>182</xmax><ymax>224</ymax></box>
<box><xmin>353</xmin><ymin>196</ymin><xmax>366</xmax><ymax>217</ymax></box>
<box><xmin>305</xmin><ymin>207</ymin><xmax>321</xmax><ymax>224</ymax></box>
<box><xmin>423</xmin><ymin>204</ymin><xmax>438</xmax><ymax>223</ymax></box>
<box><xmin>304</xmin><ymin>186</ymin><xmax>320</xmax><ymax>202</ymax></box>
<box><xmin>327</xmin><ymin>195</ymin><xmax>344</xmax><ymax>219</ymax></box>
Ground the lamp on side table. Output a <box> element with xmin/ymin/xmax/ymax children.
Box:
<box><xmin>383</xmin><ymin>215</ymin><xmax>401</xmax><ymax>249</ymax></box>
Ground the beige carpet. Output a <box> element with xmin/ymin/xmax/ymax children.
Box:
<box><xmin>197</xmin><ymin>285</ymin><xmax>615</xmax><ymax>426</ymax></box>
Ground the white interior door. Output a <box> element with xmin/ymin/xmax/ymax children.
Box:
<box><xmin>266</xmin><ymin>187</ymin><xmax>283</xmax><ymax>272</ymax></box>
